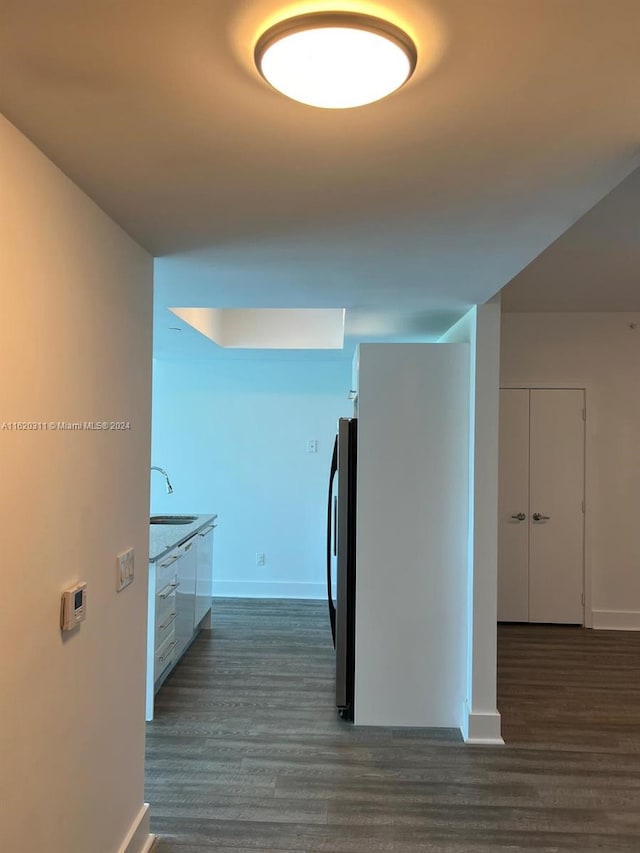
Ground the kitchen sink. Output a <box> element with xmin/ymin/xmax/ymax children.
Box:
<box><xmin>150</xmin><ymin>515</ymin><xmax>199</xmax><ymax>525</ymax></box>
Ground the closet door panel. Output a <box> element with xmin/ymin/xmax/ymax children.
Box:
<box><xmin>529</xmin><ymin>389</ymin><xmax>584</xmax><ymax>624</ymax></box>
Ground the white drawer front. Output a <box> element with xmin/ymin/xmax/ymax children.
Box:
<box><xmin>157</xmin><ymin>550</ymin><xmax>184</xmax><ymax>589</ymax></box>
<box><xmin>156</xmin><ymin>585</ymin><xmax>176</xmax><ymax>620</ymax></box>
<box><xmin>156</xmin><ymin>573</ymin><xmax>179</xmax><ymax>603</ymax></box>
<box><xmin>154</xmin><ymin>632</ymin><xmax>177</xmax><ymax>683</ymax></box>
<box><xmin>155</xmin><ymin>605</ymin><xmax>177</xmax><ymax>646</ymax></box>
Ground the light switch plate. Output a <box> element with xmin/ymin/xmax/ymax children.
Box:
<box><xmin>116</xmin><ymin>548</ymin><xmax>135</xmax><ymax>592</ymax></box>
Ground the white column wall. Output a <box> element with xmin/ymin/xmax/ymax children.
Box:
<box><xmin>354</xmin><ymin>343</ymin><xmax>470</xmax><ymax>728</ymax></box>
<box><xmin>441</xmin><ymin>303</ymin><xmax>503</xmax><ymax>743</ymax></box>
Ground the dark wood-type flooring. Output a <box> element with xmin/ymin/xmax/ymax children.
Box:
<box><xmin>146</xmin><ymin>599</ymin><xmax>640</xmax><ymax>852</ymax></box>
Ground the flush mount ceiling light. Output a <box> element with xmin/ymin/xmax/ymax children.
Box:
<box><xmin>254</xmin><ymin>12</ymin><xmax>417</xmax><ymax>109</ymax></box>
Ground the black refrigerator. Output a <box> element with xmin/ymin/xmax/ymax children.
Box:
<box><xmin>326</xmin><ymin>417</ymin><xmax>357</xmax><ymax>720</ymax></box>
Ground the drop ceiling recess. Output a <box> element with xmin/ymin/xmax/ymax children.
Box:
<box><xmin>170</xmin><ymin>308</ymin><xmax>346</xmax><ymax>349</ymax></box>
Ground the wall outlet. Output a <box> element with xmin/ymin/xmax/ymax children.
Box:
<box><xmin>307</xmin><ymin>439</ymin><xmax>318</xmax><ymax>453</ymax></box>
<box><xmin>256</xmin><ymin>552</ymin><xmax>266</xmax><ymax>566</ymax></box>
<box><xmin>116</xmin><ymin>548</ymin><xmax>135</xmax><ymax>592</ymax></box>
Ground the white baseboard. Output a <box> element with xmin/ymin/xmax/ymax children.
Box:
<box><xmin>213</xmin><ymin>581</ymin><xmax>326</xmax><ymax>599</ymax></box>
<box><xmin>117</xmin><ymin>803</ymin><xmax>156</xmax><ymax>853</ymax></box>
<box><xmin>461</xmin><ymin>702</ymin><xmax>504</xmax><ymax>745</ymax></box>
<box><xmin>592</xmin><ymin>610</ymin><xmax>640</xmax><ymax>631</ymax></box>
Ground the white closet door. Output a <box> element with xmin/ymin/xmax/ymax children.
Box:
<box><xmin>529</xmin><ymin>389</ymin><xmax>585</xmax><ymax>624</ymax></box>
<box><xmin>497</xmin><ymin>389</ymin><xmax>530</xmax><ymax>621</ymax></box>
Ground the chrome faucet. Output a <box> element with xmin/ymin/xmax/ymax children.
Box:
<box><xmin>151</xmin><ymin>466</ymin><xmax>173</xmax><ymax>494</ymax></box>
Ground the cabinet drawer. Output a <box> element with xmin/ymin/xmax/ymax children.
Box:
<box><xmin>156</xmin><ymin>535</ymin><xmax>197</xmax><ymax>586</ymax></box>
<box><xmin>156</xmin><ymin>573</ymin><xmax>179</xmax><ymax>603</ymax></box>
<box><xmin>155</xmin><ymin>596</ymin><xmax>177</xmax><ymax>645</ymax></box>
<box><xmin>156</xmin><ymin>586</ymin><xmax>176</xmax><ymax>620</ymax></box>
<box><xmin>157</xmin><ymin>551</ymin><xmax>184</xmax><ymax>589</ymax></box>
<box><xmin>154</xmin><ymin>631</ymin><xmax>177</xmax><ymax>683</ymax></box>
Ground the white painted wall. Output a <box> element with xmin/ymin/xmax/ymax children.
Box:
<box><xmin>440</xmin><ymin>302</ymin><xmax>503</xmax><ymax>743</ymax></box>
<box><xmin>354</xmin><ymin>343</ymin><xmax>470</xmax><ymax>728</ymax></box>
<box><xmin>0</xmin><ymin>116</ymin><xmax>153</xmax><ymax>853</ymax></box>
<box><xmin>151</xmin><ymin>358</ymin><xmax>352</xmax><ymax>598</ymax></box>
<box><xmin>501</xmin><ymin>312</ymin><xmax>640</xmax><ymax>629</ymax></box>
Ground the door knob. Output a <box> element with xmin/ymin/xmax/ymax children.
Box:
<box><xmin>511</xmin><ymin>512</ymin><xmax>526</xmax><ymax>521</ymax></box>
<box><xmin>532</xmin><ymin>512</ymin><xmax>550</xmax><ymax>521</ymax></box>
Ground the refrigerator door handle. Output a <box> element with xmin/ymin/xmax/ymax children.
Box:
<box><xmin>326</xmin><ymin>435</ymin><xmax>338</xmax><ymax>648</ymax></box>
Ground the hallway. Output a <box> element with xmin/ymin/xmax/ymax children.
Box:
<box><xmin>145</xmin><ymin>599</ymin><xmax>640</xmax><ymax>852</ymax></box>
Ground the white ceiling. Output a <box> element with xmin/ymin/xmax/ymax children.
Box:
<box><xmin>1</xmin><ymin>1</ymin><xmax>638</xmax><ymax>358</ymax></box>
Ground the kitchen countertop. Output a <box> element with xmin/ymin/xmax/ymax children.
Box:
<box><xmin>149</xmin><ymin>513</ymin><xmax>217</xmax><ymax>563</ymax></box>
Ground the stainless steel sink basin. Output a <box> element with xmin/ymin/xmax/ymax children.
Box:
<box><xmin>150</xmin><ymin>515</ymin><xmax>198</xmax><ymax>525</ymax></box>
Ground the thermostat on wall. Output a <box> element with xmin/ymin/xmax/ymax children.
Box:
<box><xmin>60</xmin><ymin>582</ymin><xmax>87</xmax><ymax>632</ymax></box>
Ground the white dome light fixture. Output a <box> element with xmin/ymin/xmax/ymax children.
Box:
<box><xmin>254</xmin><ymin>12</ymin><xmax>417</xmax><ymax>109</ymax></box>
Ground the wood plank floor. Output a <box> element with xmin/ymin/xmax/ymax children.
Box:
<box><xmin>146</xmin><ymin>599</ymin><xmax>640</xmax><ymax>852</ymax></box>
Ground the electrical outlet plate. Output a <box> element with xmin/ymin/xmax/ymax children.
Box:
<box><xmin>116</xmin><ymin>548</ymin><xmax>135</xmax><ymax>592</ymax></box>
<box><xmin>307</xmin><ymin>439</ymin><xmax>318</xmax><ymax>453</ymax></box>
<box><xmin>256</xmin><ymin>552</ymin><xmax>266</xmax><ymax>566</ymax></box>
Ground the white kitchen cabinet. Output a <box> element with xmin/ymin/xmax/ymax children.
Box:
<box><xmin>174</xmin><ymin>537</ymin><xmax>197</xmax><ymax>659</ymax></box>
<box><xmin>154</xmin><ymin>631</ymin><xmax>177</xmax><ymax>683</ymax></box>
<box><xmin>146</xmin><ymin>513</ymin><xmax>217</xmax><ymax>720</ymax></box>
<box><xmin>194</xmin><ymin>521</ymin><xmax>215</xmax><ymax>627</ymax></box>
<box><xmin>146</xmin><ymin>545</ymin><xmax>181</xmax><ymax>719</ymax></box>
